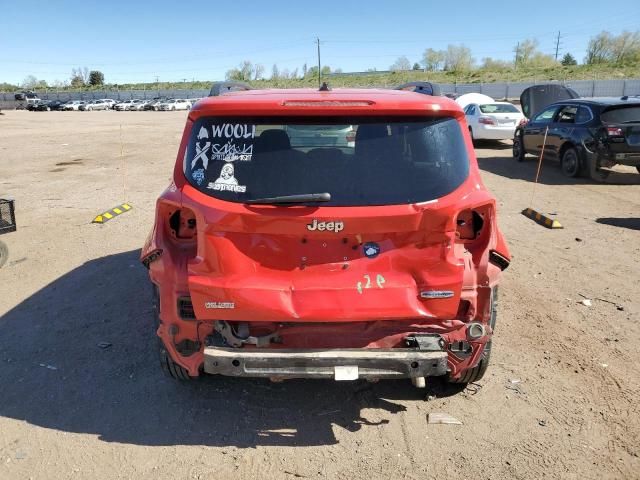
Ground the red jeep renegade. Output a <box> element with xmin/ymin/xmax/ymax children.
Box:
<box><xmin>141</xmin><ymin>82</ymin><xmax>510</xmax><ymax>387</ymax></box>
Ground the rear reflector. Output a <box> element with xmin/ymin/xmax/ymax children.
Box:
<box><xmin>178</xmin><ymin>297</ymin><xmax>196</xmax><ymax>320</ymax></box>
<box><xmin>282</xmin><ymin>100</ymin><xmax>374</xmax><ymax>107</ymax></box>
<box><xmin>489</xmin><ymin>250</ymin><xmax>510</xmax><ymax>271</ymax></box>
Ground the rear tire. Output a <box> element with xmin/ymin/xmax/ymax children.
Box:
<box><xmin>0</xmin><ymin>240</ymin><xmax>8</xmax><ymax>269</ymax></box>
<box><xmin>561</xmin><ymin>147</ymin><xmax>581</xmax><ymax>177</ymax></box>
<box><xmin>636</xmin><ymin>166</ymin><xmax>640</xmax><ymax>174</ymax></box>
<box><xmin>449</xmin><ymin>287</ymin><xmax>497</xmax><ymax>384</ymax></box>
<box><xmin>513</xmin><ymin>133</ymin><xmax>525</xmax><ymax>162</ymax></box>
<box><xmin>159</xmin><ymin>342</ymin><xmax>192</xmax><ymax>381</ymax></box>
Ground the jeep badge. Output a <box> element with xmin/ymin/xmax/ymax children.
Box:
<box><xmin>306</xmin><ymin>219</ymin><xmax>344</xmax><ymax>233</ymax></box>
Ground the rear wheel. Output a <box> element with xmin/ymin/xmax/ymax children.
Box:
<box><xmin>513</xmin><ymin>133</ymin><xmax>525</xmax><ymax>162</ymax></box>
<box><xmin>0</xmin><ymin>240</ymin><xmax>8</xmax><ymax>269</ymax></box>
<box><xmin>159</xmin><ymin>342</ymin><xmax>191</xmax><ymax>381</ymax></box>
<box><xmin>561</xmin><ymin>147</ymin><xmax>581</xmax><ymax>177</ymax></box>
<box><xmin>636</xmin><ymin>166</ymin><xmax>640</xmax><ymax>174</ymax></box>
<box><xmin>449</xmin><ymin>287</ymin><xmax>497</xmax><ymax>384</ymax></box>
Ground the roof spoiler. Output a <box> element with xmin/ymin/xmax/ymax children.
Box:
<box><xmin>209</xmin><ymin>81</ymin><xmax>252</xmax><ymax>97</ymax></box>
<box><xmin>394</xmin><ymin>82</ymin><xmax>441</xmax><ymax>96</ymax></box>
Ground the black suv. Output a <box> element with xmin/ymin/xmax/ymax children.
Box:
<box><xmin>513</xmin><ymin>95</ymin><xmax>640</xmax><ymax>178</ymax></box>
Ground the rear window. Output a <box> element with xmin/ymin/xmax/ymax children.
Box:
<box><xmin>600</xmin><ymin>106</ymin><xmax>640</xmax><ymax>124</ymax></box>
<box><xmin>184</xmin><ymin>116</ymin><xmax>470</xmax><ymax>206</ymax></box>
<box><xmin>479</xmin><ymin>103</ymin><xmax>519</xmax><ymax>114</ymax></box>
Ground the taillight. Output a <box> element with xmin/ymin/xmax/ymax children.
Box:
<box><xmin>518</xmin><ymin>118</ymin><xmax>528</xmax><ymax>127</ymax></box>
<box><xmin>606</xmin><ymin>127</ymin><xmax>624</xmax><ymax>137</ymax></box>
<box><xmin>346</xmin><ymin>131</ymin><xmax>356</xmax><ymax>143</ymax></box>
<box><xmin>478</xmin><ymin>116</ymin><xmax>496</xmax><ymax>125</ymax></box>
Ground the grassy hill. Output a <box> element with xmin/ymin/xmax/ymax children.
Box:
<box><xmin>102</xmin><ymin>62</ymin><xmax>640</xmax><ymax>91</ymax></box>
<box><xmin>4</xmin><ymin>63</ymin><xmax>639</xmax><ymax>93</ymax></box>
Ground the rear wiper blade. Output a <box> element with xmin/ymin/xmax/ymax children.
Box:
<box><xmin>245</xmin><ymin>193</ymin><xmax>331</xmax><ymax>205</ymax></box>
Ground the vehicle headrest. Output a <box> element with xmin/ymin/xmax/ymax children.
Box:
<box><xmin>255</xmin><ymin>129</ymin><xmax>291</xmax><ymax>153</ymax></box>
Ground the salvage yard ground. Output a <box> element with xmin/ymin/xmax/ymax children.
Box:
<box><xmin>0</xmin><ymin>111</ymin><xmax>639</xmax><ymax>480</ymax></box>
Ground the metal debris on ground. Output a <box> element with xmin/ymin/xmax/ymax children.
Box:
<box><xmin>594</xmin><ymin>297</ymin><xmax>624</xmax><ymax>311</ymax></box>
<box><xmin>538</xmin><ymin>419</ymin><xmax>547</xmax><ymax>427</ymax></box>
<box><xmin>427</xmin><ymin>412</ymin><xmax>463</xmax><ymax>425</ymax></box>
<box><xmin>97</xmin><ymin>342</ymin><xmax>112</xmax><ymax>349</ymax></box>
<box><xmin>580</xmin><ymin>299</ymin><xmax>592</xmax><ymax>307</ymax></box>
<box><xmin>39</xmin><ymin>363</ymin><xmax>57</xmax><ymax>370</ymax></box>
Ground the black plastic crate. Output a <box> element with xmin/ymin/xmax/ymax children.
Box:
<box><xmin>0</xmin><ymin>199</ymin><xmax>16</xmax><ymax>235</ymax></box>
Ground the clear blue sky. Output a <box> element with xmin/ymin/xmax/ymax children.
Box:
<box><xmin>1</xmin><ymin>0</ymin><xmax>639</xmax><ymax>85</ymax></box>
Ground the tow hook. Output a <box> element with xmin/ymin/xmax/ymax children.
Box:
<box><xmin>214</xmin><ymin>321</ymin><xmax>279</xmax><ymax>348</ymax></box>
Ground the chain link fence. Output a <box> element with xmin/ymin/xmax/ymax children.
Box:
<box><xmin>2</xmin><ymin>79</ymin><xmax>639</xmax><ymax>109</ymax></box>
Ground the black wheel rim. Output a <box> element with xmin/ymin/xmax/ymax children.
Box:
<box><xmin>563</xmin><ymin>151</ymin><xmax>578</xmax><ymax>175</ymax></box>
<box><xmin>513</xmin><ymin>138</ymin><xmax>521</xmax><ymax>158</ymax></box>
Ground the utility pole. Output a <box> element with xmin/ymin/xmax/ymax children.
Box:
<box><xmin>155</xmin><ymin>76</ymin><xmax>159</xmax><ymax>96</ymax></box>
<box><xmin>554</xmin><ymin>31</ymin><xmax>561</xmax><ymax>61</ymax></box>
<box><xmin>316</xmin><ymin>37</ymin><xmax>321</xmax><ymax>88</ymax></box>
<box><xmin>514</xmin><ymin>42</ymin><xmax>520</xmax><ymax>69</ymax></box>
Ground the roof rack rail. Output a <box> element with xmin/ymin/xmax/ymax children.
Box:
<box><xmin>394</xmin><ymin>82</ymin><xmax>441</xmax><ymax>96</ymax></box>
<box><xmin>209</xmin><ymin>81</ymin><xmax>252</xmax><ymax>97</ymax></box>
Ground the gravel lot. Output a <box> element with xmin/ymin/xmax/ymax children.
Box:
<box><xmin>0</xmin><ymin>110</ymin><xmax>639</xmax><ymax>480</ymax></box>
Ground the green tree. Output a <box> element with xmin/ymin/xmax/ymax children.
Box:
<box><xmin>21</xmin><ymin>75</ymin><xmax>38</xmax><ymax>89</ymax></box>
<box><xmin>421</xmin><ymin>48</ymin><xmax>445</xmax><ymax>71</ymax></box>
<box><xmin>444</xmin><ymin>45</ymin><xmax>474</xmax><ymax>72</ymax></box>
<box><xmin>585</xmin><ymin>31</ymin><xmax>613</xmax><ymax>64</ymax></box>
<box><xmin>412</xmin><ymin>62</ymin><xmax>421</xmax><ymax>70</ymax></box>
<box><xmin>561</xmin><ymin>53</ymin><xmax>577</xmax><ymax>66</ymax></box>
<box><xmin>89</xmin><ymin>70</ymin><xmax>105</xmax><ymax>86</ymax></box>
<box><xmin>390</xmin><ymin>56</ymin><xmax>411</xmax><ymax>71</ymax></box>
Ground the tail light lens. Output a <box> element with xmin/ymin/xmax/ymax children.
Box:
<box><xmin>606</xmin><ymin>127</ymin><xmax>624</xmax><ymax>137</ymax></box>
<box><xmin>346</xmin><ymin>131</ymin><xmax>356</xmax><ymax>143</ymax></box>
<box><xmin>518</xmin><ymin>118</ymin><xmax>529</xmax><ymax>127</ymax></box>
<box><xmin>478</xmin><ymin>116</ymin><xmax>496</xmax><ymax>125</ymax></box>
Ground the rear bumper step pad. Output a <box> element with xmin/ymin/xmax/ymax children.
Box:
<box><xmin>203</xmin><ymin>347</ymin><xmax>448</xmax><ymax>380</ymax></box>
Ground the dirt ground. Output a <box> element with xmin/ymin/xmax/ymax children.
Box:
<box><xmin>0</xmin><ymin>110</ymin><xmax>639</xmax><ymax>480</ymax></box>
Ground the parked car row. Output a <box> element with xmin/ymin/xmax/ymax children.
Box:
<box><xmin>26</xmin><ymin>97</ymin><xmax>202</xmax><ymax>112</ymax></box>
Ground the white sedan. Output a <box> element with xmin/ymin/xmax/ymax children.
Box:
<box><xmin>157</xmin><ymin>99</ymin><xmax>191</xmax><ymax>111</ymax></box>
<box><xmin>127</xmin><ymin>99</ymin><xmax>146</xmax><ymax>111</ymax></box>
<box><xmin>61</xmin><ymin>100</ymin><xmax>84</xmax><ymax>111</ymax></box>
<box><xmin>114</xmin><ymin>100</ymin><xmax>135</xmax><ymax>111</ymax></box>
<box><xmin>464</xmin><ymin>102</ymin><xmax>524</xmax><ymax>141</ymax></box>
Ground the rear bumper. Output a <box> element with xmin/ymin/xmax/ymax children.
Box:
<box><xmin>203</xmin><ymin>346</ymin><xmax>448</xmax><ymax>380</ymax></box>
<box><xmin>474</xmin><ymin>124</ymin><xmax>516</xmax><ymax>140</ymax></box>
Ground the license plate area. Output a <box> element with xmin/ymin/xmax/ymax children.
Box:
<box><xmin>334</xmin><ymin>365</ymin><xmax>359</xmax><ymax>381</ymax></box>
